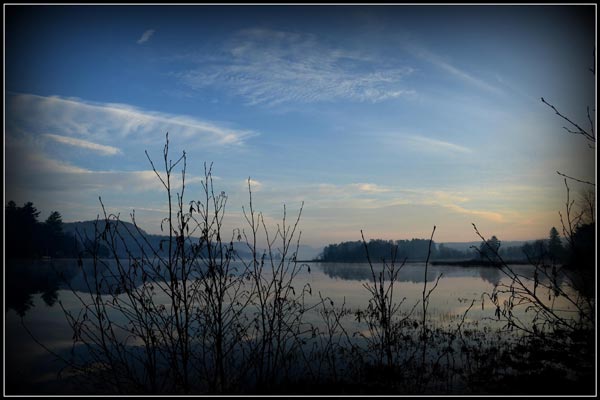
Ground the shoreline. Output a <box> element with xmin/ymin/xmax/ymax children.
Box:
<box><xmin>300</xmin><ymin>259</ymin><xmax>531</xmax><ymax>266</ymax></box>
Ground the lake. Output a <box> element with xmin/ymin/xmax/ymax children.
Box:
<box><xmin>4</xmin><ymin>258</ymin><xmax>587</xmax><ymax>394</ymax></box>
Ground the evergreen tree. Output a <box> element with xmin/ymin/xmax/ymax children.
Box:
<box><xmin>41</xmin><ymin>211</ymin><xmax>64</xmax><ymax>257</ymax></box>
<box><xmin>45</xmin><ymin>211</ymin><xmax>64</xmax><ymax>236</ymax></box>
<box><xmin>548</xmin><ymin>226</ymin><xmax>564</xmax><ymax>263</ymax></box>
<box><xmin>570</xmin><ymin>222</ymin><xmax>595</xmax><ymax>272</ymax></box>
<box><xmin>5</xmin><ymin>201</ymin><xmax>41</xmax><ymax>258</ymax></box>
<box><xmin>5</xmin><ymin>201</ymin><xmax>78</xmax><ymax>258</ymax></box>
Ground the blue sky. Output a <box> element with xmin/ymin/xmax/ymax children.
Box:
<box><xmin>4</xmin><ymin>5</ymin><xmax>596</xmax><ymax>247</ymax></box>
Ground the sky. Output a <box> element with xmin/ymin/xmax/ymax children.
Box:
<box><xmin>4</xmin><ymin>5</ymin><xmax>597</xmax><ymax>248</ymax></box>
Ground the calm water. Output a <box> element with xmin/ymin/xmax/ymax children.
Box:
<box><xmin>4</xmin><ymin>258</ymin><xmax>582</xmax><ymax>394</ymax></box>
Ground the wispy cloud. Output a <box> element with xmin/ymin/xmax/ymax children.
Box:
<box><xmin>316</xmin><ymin>182</ymin><xmax>390</xmax><ymax>197</ymax></box>
<box><xmin>405</xmin><ymin>134</ymin><xmax>472</xmax><ymax>154</ymax></box>
<box><xmin>6</xmin><ymin>144</ymin><xmax>202</xmax><ymax>194</ymax></box>
<box><xmin>24</xmin><ymin>150</ymin><xmax>90</xmax><ymax>175</ymax></box>
<box><xmin>441</xmin><ymin>203</ymin><xmax>504</xmax><ymax>223</ymax></box>
<box><xmin>44</xmin><ymin>133</ymin><xmax>122</xmax><ymax>155</ymax></box>
<box><xmin>7</xmin><ymin>93</ymin><xmax>254</xmax><ymax>147</ymax></box>
<box><xmin>352</xmin><ymin>183</ymin><xmax>391</xmax><ymax>193</ymax></box>
<box><xmin>137</xmin><ymin>29</ymin><xmax>155</xmax><ymax>44</ymax></box>
<box><xmin>307</xmin><ymin>184</ymin><xmax>503</xmax><ymax>222</ymax></box>
<box><xmin>176</xmin><ymin>28</ymin><xmax>415</xmax><ymax>106</ymax></box>
<box><xmin>408</xmin><ymin>45</ymin><xmax>503</xmax><ymax>95</ymax></box>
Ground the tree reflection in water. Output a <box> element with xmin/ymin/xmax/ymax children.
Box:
<box><xmin>5</xmin><ymin>259</ymin><xmax>78</xmax><ymax>317</ymax></box>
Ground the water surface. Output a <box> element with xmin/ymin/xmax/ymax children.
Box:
<box><xmin>4</xmin><ymin>258</ymin><xmax>582</xmax><ymax>394</ymax></box>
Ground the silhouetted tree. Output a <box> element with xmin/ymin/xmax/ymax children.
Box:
<box><xmin>547</xmin><ymin>227</ymin><xmax>564</xmax><ymax>264</ymax></box>
<box><xmin>40</xmin><ymin>211</ymin><xmax>62</xmax><ymax>257</ymax></box>
<box><xmin>45</xmin><ymin>211</ymin><xmax>63</xmax><ymax>235</ymax></box>
<box><xmin>320</xmin><ymin>238</ymin><xmax>438</xmax><ymax>262</ymax></box>
<box><xmin>498</xmin><ymin>245</ymin><xmax>527</xmax><ymax>261</ymax></box>
<box><xmin>5</xmin><ymin>202</ymin><xmax>79</xmax><ymax>258</ymax></box>
<box><xmin>5</xmin><ymin>201</ymin><xmax>41</xmax><ymax>258</ymax></box>
<box><xmin>43</xmin><ymin>211</ymin><xmax>78</xmax><ymax>257</ymax></box>
<box><xmin>479</xmin><ymin>235</ymin><xmax>501</xmax><ymax>262</ymax></box>
<box><xmin>436</xmin><ymin>243</ymin><xmax>470</xmax><ymax>260</ymax></box>
<box><xmin>520</xmin><ymin>239</ymin><xmax>550</xmax><ymax>266</ymax></box>
<box><xmin>569</xmin><ymin>222</ymin><xmax>595</xmax><ymax>269</ymax></box>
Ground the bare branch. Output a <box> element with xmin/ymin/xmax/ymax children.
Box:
<box><xmin>541</xmin><ymin>97</ymin><xmax>596</xmax><ymax>144</ymax></box>
<box><xmin>556</xmin><ymin>170</ymin><xmax>595</xmax><ymax>186</ymax></box>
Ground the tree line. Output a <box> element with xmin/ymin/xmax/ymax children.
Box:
<box><xmin>318</xmin><ymin>225</ymin><xmax>593</xmax><ymax>267</ymax></box>
<box><xmin>319</xmin><ymin>238</ymin><xmax>441</xmax><ymax>262</ymax></box>
<box><xmin>5</xmin><ymin>201</ymin><xmax>79</xmax><ymax>259</ymax></box>
<box><xmin>6</xmin><ymin>199</ymin><xmax>592</xmax><ymax>270</ymax></box>
<box><xmin>4</xmin><ymin>200</ymin><xmax>255</xmax><ymax>261</ymax></box>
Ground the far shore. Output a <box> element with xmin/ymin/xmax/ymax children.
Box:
<box><xmin>301</xmin><ymin>259</ymin><xmax>532</xmax><ymax>266</ymax></box>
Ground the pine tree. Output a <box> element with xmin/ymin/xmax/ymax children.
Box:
<box><xmin>548</xmin><ymin>226</ymin><xmax>564</xmax><ymax>263</ymax></box>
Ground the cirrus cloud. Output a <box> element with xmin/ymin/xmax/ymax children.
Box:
<box><xmin>44</xmin><ymin>133</ymin><xmax>122</xmax><ymax>156</ymax></box>
<box><xmin>6</xmin><ymin>92</ymin><xmax>255</xmax><ymax>147</ymax></box>
<box><xmin>405</xmin><ymin>135</ymin><xmax>472</xmax><ymax>154</ymax></box>
<box><xmin>176</xmin><ymin>28</ymin><xmax>415</xmax><ymax>106</ymax></box>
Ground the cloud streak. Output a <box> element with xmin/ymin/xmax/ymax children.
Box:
<box><xmin>441</xmin><ymin>203</ymin><xmax>503</xmax><ymax>223</ymax></box>
<box><xmin>317</xmin><ymin>183</ymin><xmax>391</xmax><ymax>195</ymax></box>
<box><xmin>6</xmin><ymin>144</ymin><xmax>202</xmax><ymax>194</ymax></box>
<box><xmin>177</xmin><ymin>28</ymin><xmax>415</xmax><ymax>106</ymax></box>
<box><xmin>44</xmin><ymin>133</ymin><xmax>122</xmax><ymax>155</ymax></box>
<box><xmin>408</xmin><ymin>44</ymin><xmax>503</xmax><ymax>95</ymax></box>
<box><xmin>7</xmin><ymin>93</ymin><xmax>254</xmax><ymax>147</ymax></box>
<box><xmin>307</xmin><ymin>184</ymin><xmax>503</xmax><ymax>222</ymax></box>
<box><xmin>137</xmin><ymin>29</ymin><xmax>155</xmax><ymax>44</ymax></box>
<box><xmin>405</xmin><ymin>135</ymin><xmax>472</xmax><ymax>154</ymax></box>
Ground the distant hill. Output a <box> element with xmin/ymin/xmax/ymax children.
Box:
<box><xmin>63</xmin><ymin>220</ymin><xmax>313</xmax><ymax>260</ymax></box>
<box><xmin>64</xmin><ymin>220</ymin><xmax>149</xmax><ymax>241</ymax></box>
<box><xmin>64</xmin><ymin>220</ymin><xmax>167</xmax><ymax>258</ymax></box>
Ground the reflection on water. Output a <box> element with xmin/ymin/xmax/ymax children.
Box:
<box><xmin>319</xmin><ymin>261</ymin><xmax>504</xmax><ymax>285</ymax></box>
<box><xmin>4</xmin><ymin>259</ymin><xmax>587</xmax><ymax>394</ymax></box>
<box><xmin>5</xmin><ymin>259</ymin><xmax>572</xmax><ymax>319</ymax></box>
<box><xmin>6</xmin><ymin>258</ymin><xmax>175</xmax><ymax>317</ymax></box>
<box><xmin>311</xmin><ymin>263</ymin><xmax>512</xmax><ymax>327</ymax></box>
<box><xmin>5</xmin><ymin>259</ymin><xmax>78</xmax><ymax>316</ymax></box>
<box><xmin>478</xmin><ymin>266</ymin><xmax>502</xmax><ymax>286</ymax></box>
